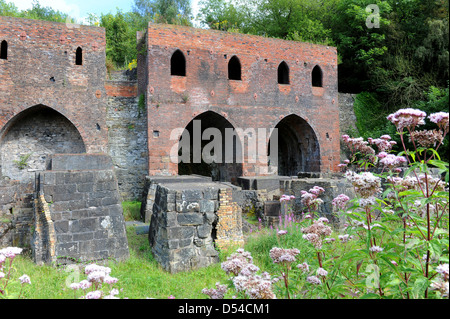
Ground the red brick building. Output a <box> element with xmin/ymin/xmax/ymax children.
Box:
<box><xmin>139</xmin><ymin>24</ymin><xmax>340</xmax><ymax>183</ymax></box>
<box><xmin>0</xmin><ymin>16</ymin><xmax>107</xmax><ymax>182</ymax></box>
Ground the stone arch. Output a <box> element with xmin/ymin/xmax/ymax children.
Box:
<box><xmin>177</xmin><ymin>111</ymin><xmax>243</xmax><ymax>183</ymax></box>
<box><xmin>268</xmin><ymin>114</ymin><xmax>320</xmax><ymax>176</ymax></box>
<box><xmin>0</xmin><ymin>105</ymin><xmax>86</xmax><ymax>182</ymax></box>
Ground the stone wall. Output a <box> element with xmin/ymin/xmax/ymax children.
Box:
<box><xmin>0</xmin><ymin>178</ymin><xmax>34</xmax><ymax>249</ymax></box>
<box><xmin>280</xmin><ymin>176</ymin><xmax>356</xmax><ymax>225</ymax></box>
<box><xmin>145</xmin><ymin>175</ymin><xmax>244</xmax><ymax>273</ymax></box>
<box><xmin>33</xmin><ymin>154</ymin><xmax>129</xmax><ymax>264</ymax></box>
<box><xmin>105</xmin><ymin>71</ymin><xmax>148</xmax><ymax>200</ymax></box>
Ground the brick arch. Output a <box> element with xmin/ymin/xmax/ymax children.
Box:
<box><xmin>177</xmin><ymin>110</ymin><xmax>243</xmax><ymax>183</ymax></box>
<box><xmin>0</xmin><ymin>104</ymin><xmax>86</xmax><ymax>182</ymax></box>
<box><xmin>268</xmin><ymin>114</ymin><xmax>321</xmax><ymax>176</ymax></box>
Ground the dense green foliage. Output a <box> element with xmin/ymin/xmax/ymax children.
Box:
<box><xmin>0</xmin><ymin>0</ymin><xmax>74</xmax><ymax>23</ymax></box>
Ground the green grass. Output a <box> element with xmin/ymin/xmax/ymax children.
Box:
<box><xmin>9</xmin><ymin>226</ymin><xmax>228</xmax><ymax>299</ymax></box>
<box><xmin>121</xmin><ymin>201</ymin><xmax>142</xmax><ymax>221</ymax></box>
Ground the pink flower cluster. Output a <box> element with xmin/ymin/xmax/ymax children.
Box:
<box><xmin>345</xmin><ymin>171</ymin><xmax>382</xmax><ymax>198</ymax></box>
<box><xmin>269</xmin><ymin>247</ymin><xmax>300</xmax><ymax>265</ymax></box>
<box><xmin>0</xmin><ymin>246</ymin><xmax>30</xmax><ymax>297</ymax></box>
<box><xmin>377</xmin><ymin>152</ymin><xmax>407</xmax><ymax>168</ymax></box>
<box><xmin>341</xmin><ymin>135</ymin><xmax>376</xmax><ymax>158</ymax></box>
<box><xmin>368</xmin><ymin>135</ymin><xmax>397</xmax><ymax>152</ymax></box>
<box><xmin>300</xmin><ymin>186</ymin><xmax>325</xmax><ymax>211</ymax></box>
<box><xmin>221</xmin><ymin>248</ymin><xmax>254</xmax><ymax>276</ymax></box>
<box><xmin>429</xmin><ymin>112</ymin><xmax>449</xmax><ymax>132</ymax></box>
<box><xmin>387</xmin><ymin>108</ymin><xmax>427</xmax><ymax>131</ymax></box>
<box><xmin>280</xmin><ymin>194</ymin><xmax>296</xmax><ymax>202</ymax></box>
<box><xmin>301</xmin><ymin>218</ymin><xmax>332</xmax><ymax>249</ymax></box>
<box><xmin>202</xmin><ymin>282</ymin><xmax>228</xmax><ymax>299</ymax></box>
<box><xmin>332</xmin><ymin>194</ymin><xmax>350</xmax><ymax>210</ymax></box>
<box><xmin>70</xmin><ymin>264</ymin><xmax>120</xmax><ymax>299</ymax></box>
<box><xmin>221</xmin><ymin>249</ymin><xmax>276</xmax><ymax>299</ymax></box>
<box><xmin>409</xmin><ymin>129</ymin><xmax>444</xmax><ymax>148</ymax></box>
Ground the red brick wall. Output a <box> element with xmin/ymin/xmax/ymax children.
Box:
<box><xmin>143</xmin><ymin>23</ymin><xmax>340</xmax><ymax>177</ymax></box>
<box><xmin>0</xmin><ymin>16</ymin><xmax>108</xmax><ymax>154</ymax></box>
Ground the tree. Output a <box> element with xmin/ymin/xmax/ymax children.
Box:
<box><xmin>132</xmin><ymin>0</ymin><xmax>192</xmax><ymax>25</ymax></box>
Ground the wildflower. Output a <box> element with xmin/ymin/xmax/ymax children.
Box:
<box><xmin>387</xmin><ymin>108</ymin><xmax>426</xmax><ymax>131</ymax></box>
<box><xmin>0</xmin><ymin>247</ymin><xmax>23</xmax><ymax>259</ymax></box>
<box><xmin>436</xmin><ymin>264</ymin><xmax>449</xmax><ymax>281</ymax></box>
<box><xmin>104</xmin><ymin>275</ymin><xmax>119</xmax><ymax>285</ymax></box>
<box><xmin>221</xmin><ymin>249</ymin><xmax>253</xmax><ymax>276</ymax></box>
<box><xmin>345</xmin><ymin>171</ymin><xmax>381</xmax><ymax>198</ymax></box>
<box><xmin>78</xmin><ymin>280</ymin><xmax>92</xmax><ymax>290</ymax></box>
<box><xmin>70</xmin><ymin>282</ymin><xmax>80</xmax><ymax>290</ymax></box>
<box><xmin>369</xmin><ymin>136</ymin><xmax>395</xmax><ymax>152</ymax></box>
<box><xmin>338</xmin><ymin>234</ymin><xmax>350</xmax><ymax>242</ymax></box>
<box><xmin>85</xmin><ymin>290</ymin><xmax>102</xmax><ymax>299</ymax></box>
<box><xmin>317</xmin><ymin>217</ymin><xmax>329</xmax><ymax>224</ymax></box>
<box><xmin>306</xmin><ymin>276</ymin><xmax>321</xmax><ymax>285</ymax></box>
<box><xmin>317</xmin><ymin>268</ymin><xmax>328</xmax><ymax>277</ymax></box>
<box><xmin>0</xmin><ymin>254</ymin><xmax>6</xmax><ymax>264</ymax></box>
<box><xmin>84</xmin><ymin>264</ymin><xmax>111</xmax><ymax>276</ymax></box>
<box><xmin>18</xmin><ymin>274</ymin><xmax>31</xmax><ymax>285</ymax></box>
<box><xmin>429</xmin><ymin>112</ymin><xmax>449</xmax><ymax>132</ymax></box>
<box><xmin>277</xmin><ymin>230</ymin><xmax>288</xmax><ymax>236</ymax></box>
<box><xmin>0</xmin><ymin>272</ymin><xmax>5</xmax><ymax>279</ymax></box>
<box><xmin>269</xmin><ymin>247</ymin><xmax>300</xmax><ymax>265</ymax></box>
<box><xmin>202</xmin><ymin>282</ymin><xmax>228</xmax><ymax>299</ymax></box>
<box><xmin>369</xmin><ymin>246</ymin><xmax>383</xmax><ymax>253</ymax></box>
<box><xmin>378</xmin><ymin>154</ymin><xmax>407</xmax><ymax>168</ymax></box>
<box><xmin>297</xmin><ymin>262</ymin><xmax>309</xmax><ymax>272</ymax></box>
<box><xmin>332</xmin><ymin>194</ymin><xmax>350</xmax><ymax>210</ymax></box>
<box><xmin>168</xmin><ymin>295</ymin><xmax>176</xmax><ymax>299</ymax></box>
<box><xmin>391</xmin><ymin>260</ymin><xmax>398</xmax><ymax>266</ymax></box>
<box><xmin>409</xmin><ymin>129</ymin><xmax>444</xmax><ymax>148</ymax></box>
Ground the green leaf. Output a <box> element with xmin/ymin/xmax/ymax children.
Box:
<box><xmin>411</xmin><ymin>277</ymin><xmax>429</xmax><ymax>299</ymax></box>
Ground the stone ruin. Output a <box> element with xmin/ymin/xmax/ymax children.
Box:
<box><xmin>0</xmin><ymin>16</ymin><xmax>360</xmax><ymax>272</ymax></box>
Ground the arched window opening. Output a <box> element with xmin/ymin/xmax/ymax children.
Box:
<box><xmin>312</xmin><ymin>65</ymin><xmax>323</xmax><ymax>87</ymax></box>
<box><xmin>1</xmin><ymin>40</ymin><xmax>7</xmax><ymax>60</ymax></box>
<box><xmin>228</xmin><ymin>55</ymin><xmax>241</xmax><ymax>80</ymax></box>
<box><xmin>75</xmin><ymin>47</ymin><xmax>83</xmax><ymax>65</ymax></box>
<box><xmin>278</xmin><ymin>61</ymin><xmax>290</xmax><ymax>84</ymax></box>
<box><xmin>171</xmin><ymin>49</ymin><xmax>186</xmax><ymax>76</ymax></box>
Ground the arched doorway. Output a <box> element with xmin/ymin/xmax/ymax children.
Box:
<box><xmin>268</xmin><ymin>114</ymin><xmax>320</xmax><ymax>176</ymax></box>
<box><xmin>0</xmin><ymin>105</ymin><xmax>86</xmax><ymax>182</ymax></box>
<box><xmin>177</xmin><ymin>111</ymin><xmax>243</xmax><ymax>183</ymax></box>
